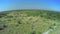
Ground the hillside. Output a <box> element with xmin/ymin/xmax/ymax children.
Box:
<box><xmin>0</xmin><ymin>10</ymin><xmax>60</xmax><ymax>34</ymax></box>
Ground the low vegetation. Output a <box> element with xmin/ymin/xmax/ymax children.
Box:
<box><xmin>0</xmin><ymin>10</ymin><xmax>60</xmax><ymax>34</ymax></box>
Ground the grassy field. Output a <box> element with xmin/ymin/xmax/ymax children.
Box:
<box><xmin>0</xmin><ymin>10</ymin><xmax>60</xmax><ymax>34</ymax></box>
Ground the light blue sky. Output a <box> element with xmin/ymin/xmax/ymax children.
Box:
<box><xmin>0</xmin><ymin>0</ymin><xmax>60</xmax><ymax>11</ymax></box>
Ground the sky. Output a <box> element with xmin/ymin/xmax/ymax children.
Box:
<box><xmin>0</xmin><ymin>0</ymin><xmax>60</xmax><ymax>11</ymax></box>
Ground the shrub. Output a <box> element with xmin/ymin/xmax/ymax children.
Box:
<box><xmin>0</xmin><ymin>28</ymin><xmax>4</xmax><ymax>30</ymax></box>
<box><xmin>18</xmin><ymin>21</ymin><xmax>21</xmax><ymax>24</ymax></box>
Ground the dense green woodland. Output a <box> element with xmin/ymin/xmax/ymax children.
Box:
<box><xmin>0</xmin><ymin>10</ymin><xmax>60</xmax><ymax>34</ymax></box>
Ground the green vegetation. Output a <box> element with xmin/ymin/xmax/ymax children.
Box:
<box><xmin>0</xmin><ymin>10</ymin><xmax>60</xmax><ymax>34</ymax></box>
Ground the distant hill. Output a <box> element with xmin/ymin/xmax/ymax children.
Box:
<box><xmin>0</xmin><ymin>10</ymin><xmax>60</xmax><ymax>34</ymax></box>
